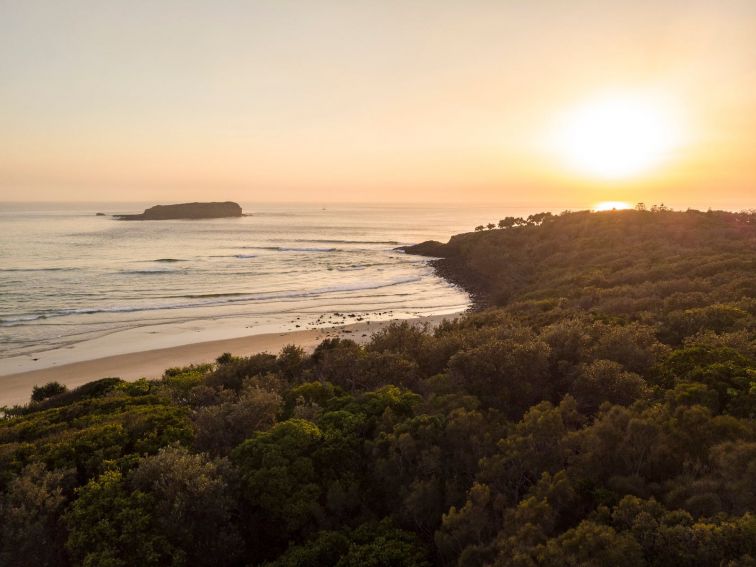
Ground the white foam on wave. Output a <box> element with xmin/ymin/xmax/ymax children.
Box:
<box><xmin>239</xmin><ymin>246</ymin><xmax>339</xmax><ymax>253</ymax></box>
<box><xmin>0</xmin><ymin>275</ymin><xmax>426</xmax><ymax>325</ymax></box>
<box><xmin>270</xmin><ymin>238</ymin><xmax>403</xmax><ymax>245</ymax></box>
<box><xmin>0</xmin><ymin>313</ymin><xmax>49</xmax><ymax>324</ymax></box>
<box><xmin>0</xmin><ymin>267</ymin><xmax>77</xmax><ymax>272</ymax></box>
<box><xmin>120</xmin><ymin>269</ymin><xmax>180</xmax><ymax>275</ymax></box>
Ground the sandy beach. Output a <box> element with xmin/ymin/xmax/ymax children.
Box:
<box><xmin>0</xmin><ymin>314</ymin><xmax>453</xmax><ymax>407</ymax></box>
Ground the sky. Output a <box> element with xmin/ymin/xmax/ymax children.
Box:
<box><xmin>1</xmin><ymin>0</ymin><xmax>755</xmax><ymax>208</ymax></box>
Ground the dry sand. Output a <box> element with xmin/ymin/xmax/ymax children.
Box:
<box><xmin>0</xmin><ymin>315</ymin><xmax>453</xmax><ymax>407</ymax></box>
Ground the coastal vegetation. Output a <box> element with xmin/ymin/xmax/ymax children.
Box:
<box><xmin>1</xmin><ymin>208</ymin><xmax>754</xmax><ymax>566</ymax></box>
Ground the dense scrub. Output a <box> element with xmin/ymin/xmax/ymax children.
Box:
<box><xmin>1</xmin><ymin>208</ymin><xmax>754</xmax><ymax>566</ymax></box>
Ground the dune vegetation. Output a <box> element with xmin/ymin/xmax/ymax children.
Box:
<box><xmin>1</xmin><ymin>208</ymin><xmax>754</xmax><ymax>566</ymax></box>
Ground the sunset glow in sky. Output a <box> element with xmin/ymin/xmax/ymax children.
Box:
<box><xmin>550</xmin><ymin>91</ymin><xmax>685</xmax><ymax>180</ymax></box>
<box><xmin>1</xmin><ymin>1</ymin><xmax>755</xmax><ymax>208</ymax></box>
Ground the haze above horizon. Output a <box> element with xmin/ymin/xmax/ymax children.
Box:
<box><xmin>1</xmin><ymin>1</ymin><xmax>754</xmax><ymax>209</ymax></box>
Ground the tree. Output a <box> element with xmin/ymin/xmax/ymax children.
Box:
<box><xmin>65</xmin><ymin>470</ymin><xmax>176</xmax><ymax>567</ymax></box>
<box><xmin>232</xmin><ymin>419</ymin><xmax>325</xmax><ymax>557</ymax></box>
<box><xmin>277</xmin><ymin>344</ymin><xmax>309</xmax><ymax>382</ymax></box>
<box><xmin>192</xmin><ymin>382</ymin><xmax>281</xmax><ymax>455</ymax></box>
<box><xmin>435</xmin><ymin>483</ymin><xmax>497</xmax><ymax>565</ymax></box>
<box><xmin>0</xmin><ymin>463</ymin><xmax>71</xmax><ymax>567</ymax></box>
<box><xmin>31</xmin><ymin>381</ymin><xmax>67</xmax><ymax>402</ymax></box>
<box><xmin>527</xmin><ymin>212</ymin><xmax>554</xmax><ymax>226</ymax></box>
<box><xmin>337</xmin><ymin>520</ymin><xmax>432</xmax><ymax>567</ymax></box>
<box><xmin>569</xmin><ymin>360</ymin><xmax>651</xmax><ymax>414</ymax></box>
<box><xmin>589</xmin><ymin>321</ymin><xmax>668</xmax><ymax>375</ymax></box>
<box><xmin>205</xmin><ymin>352</ymin><xmax>278</xmax><ymax>391</ymax></box>
<box><xmin>534</xmin><ymin>521</ymin><xmax>645</xmax><ymax>567</ymax></box>
<box><xmin>479</xmin><ymin>397</ymin><xmax>581</xmax><ymax>505</ymax></box>
<box><xmin>709</xmin><ymin>441</ymin><xmax>756</xmax><ymax>515</ymax></box>
<box><xmin>448</xmin><ymin>335</ymin><xmax>551</xmax><ymax>416</ymax></box>
<box><xmin>130</xmin><ymin>446</ymin><xmax>243</xmax><ymax>566</ymax></box>
<box><xmin>270</xmin><ymin>521</ymin><xmax>432</xmax><ymax>567</ymax></box>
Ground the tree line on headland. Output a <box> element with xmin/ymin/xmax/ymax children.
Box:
<box><xmin>0</xmin><ymin>207</ymin><xmax>754</xmax><ymax>566</ymax></box>
<box><xmin>474</xmin><ymin>203</ymin><xmax>672</xmax><ymax>232</ymax></box>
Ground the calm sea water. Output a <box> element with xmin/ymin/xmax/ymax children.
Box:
<box><xmin>0</xmin><ymin>202</ymin><xmax>547</xmax><ymax>361</ymax></box>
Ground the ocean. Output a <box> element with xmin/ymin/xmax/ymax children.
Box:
<box><xmin>0</xmin><ymin>202</ymin><xmax>546</xmax><ymax>368</ymax></box>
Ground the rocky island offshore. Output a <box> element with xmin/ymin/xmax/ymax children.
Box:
<box><xmin>114</xmin><ymin>201</ymin><xmax>243</xmax><ymax>220</ymax></box>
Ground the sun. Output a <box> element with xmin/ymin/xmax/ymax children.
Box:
<box><xmin>552</xmin><ymin>91</ymin><xmax>682</xmax><ymax>180</ymax></box>
<box><xmin>593</xmin><ymin>201</ymin><xmax>632</xmax><ymax>212</ymax></box>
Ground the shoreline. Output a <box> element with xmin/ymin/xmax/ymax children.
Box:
<box><xmin>0</xmin><ymin>314</ymin><xmax>455</xmax><ymax>407</ymax></box>
<box><xmin>399</xmin><ymin>239</ymin><xmax>491</xmax><ymax>310</ymax></box>
<box><xmin>429</xmin><ymin>257</ymin><xmax>491</xmax><ymax>309</ymax></box>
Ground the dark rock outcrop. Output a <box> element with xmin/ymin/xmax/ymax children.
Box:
<box><xmin>399</xmin><ymin>237</ymin><xmax>491</xmax><ymax>309</ymax></box>
<box><xmin>397</xmin><ymin>240</ymin><xmax>448</xmax><ymax>257</ymax></box>
<box><xmin>114</xmin><ymin>201</ymin><xmax>243</xmax><ymax>220</ymax></box>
